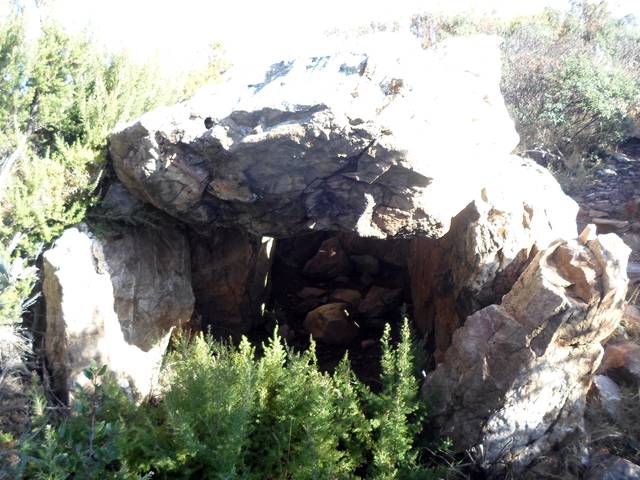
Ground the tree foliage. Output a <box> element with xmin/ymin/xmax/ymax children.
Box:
<box><xmin>0</xmin><ymin>7</ymin><xmax>225</xmax><ymax>327</ymax></box>
<box><xmin>411</xmin><ymin>1</ymin><xmax>640</xmax><ymax>169</ymax></box>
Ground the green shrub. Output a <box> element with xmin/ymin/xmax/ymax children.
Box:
<box><xmin>0</xmin><ymin>4</ymin><xmax>226</xmax><ymax>394</ymax></box>
<box><xmin>9</xmin><ymin>321</ymin><xmax>444</xmax><ymax>479</ymax></box>
<box><xmin>0</xmin><ymin>240</ymin><xmax>37</xmax><ymax>327</ymax></box>
<box><xmin>157</xmin><ymin>334</ymin><xmax>257</xmax><ymax>477</ymax></box>
<box><xmin>411</xmin><ymin>3</ymin><xmax>640</xmax><ymax>170</ymax></box>
<box><xmin>243</xmin><ymin>334</ymin><xmax>351</xmax><ymax>479</ymax></box>
<box><xmin>500</xmin><ymin>6</ymin><xmax>640</xmax><ymax>167</ymax></box>
<box><xmin>0</xmin><ymin>17</ymin><xmax>171</xmax><ymax>258</ymax></box>
<box><xmin>11</xmin><ymin>366</ymin><xmax>140</xmax><ymax>479</ymax></box>
<box><xmin>367</xmin><ymin>322</ymin><xmax>425</xmax><ymax>480</ymax></box>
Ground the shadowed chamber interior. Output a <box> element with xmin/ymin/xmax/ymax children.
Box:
<box><xmin>263</xmin><ymin>231</ymin><xmax>415</xmax><ymax>378</ymax></box>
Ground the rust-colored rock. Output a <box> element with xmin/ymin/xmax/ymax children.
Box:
<box><xmin>297</xmin><ymin>287</ymin><xmax>328</xmax><ymax>299</ymax></box>
<box><xmin>329</xmin><ymin>289</ymin><xmax>362</xmax><ymax>307</ymax></box>
<box><xmin>358</xmin><ymin>286</ymin><xmax>403</xmax><ymax>319</ymax></box>
<box><xmin>600</xmin><ymin>342</ymin><xmax>640</xmax><ymax>385</ymax></box>
<box><xmin>293</xmin><ymin>287</ymin><xmax>328</xmax><ymax>314</ymax></box>
<box><xmin>303</xmin><ymin>237</ymin><xmax>352</xmax><ymax>279</ymax></box>
<box><xmin>624</xmin><ymin>197</ymin><xmax>640</xmax><ymax>219</ymax></box>
<box><xmin>189</xmin><ymin>229</ymin><xmax>273</xmax><ymax>338</ymax></box>
<box><xmin>303</xmin><ymin>303</ymin><xmax>359</xmax><ymax>345</ymax></box>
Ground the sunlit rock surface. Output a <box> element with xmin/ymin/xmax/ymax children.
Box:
<box><xmin>109</xmin><ymin>34</ymin><xmax>519</xmax><ymax>239</ymax></box>
<box><xmin>590</xmin><ymin>374</ymin><xmax>622</xmax><ymax>418</ymax></box>
<box><xmin>423</xmin><ymin>227</ymin><xmax>631</xmax><ymax>469</ymax></box>
<box><xmin>587</xmin><ymin>453</ymin><xmax>640</xmax><ymax>480</ymax></box>
<box><xmin>410</xmin><ymin>157</ymin><xmax>579</xmax><ymax>359</ymax></box>
<box><xmin>43</xmin><ymin>225</ymin><xmax>194</xmax><ymax>401</ymax></box>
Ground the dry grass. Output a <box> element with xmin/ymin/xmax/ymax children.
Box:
<box><xmin>586</xmin><ymin>383</ymin><xmax>640</xmax><ymax>465</ymax></box>
<box><xmin>0</xmin><ymin>325</ymin><xmax>32</xmax><ymax>437</ymax></box>
<box><xmin>472</xmin><ymin>380</ymin><xmax>640</xmax><ymax>479</ymax></box>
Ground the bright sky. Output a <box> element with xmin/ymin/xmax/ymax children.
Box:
<box><xmin>7</xmin><ymin>0</ymin><xmax>640</xmax><ymax>73</ymax></box>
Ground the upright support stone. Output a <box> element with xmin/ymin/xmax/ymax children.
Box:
<box><xmin>423</xmin><ymin>228</ymin><xmax>630</xmax><ymax>469</ymax></box>
<box><xmin>44</xmin><ymin>224</ymin><xmax>194</xmax><ymax>402</ymax></box>
<box><xmin>189</xmin><ymin>229</ymin><xmax>274</xmax><ymax>338</ymax></box>
<box><xmin>409</xmin><ymin>158</ymin><xmax>578</xmax><ymax>360</ymax></box>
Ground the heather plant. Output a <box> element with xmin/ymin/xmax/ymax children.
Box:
<box><xmin>8</xmin><ymin>321</ymin><xmax>444</xmax><ymax>479</ymax></box>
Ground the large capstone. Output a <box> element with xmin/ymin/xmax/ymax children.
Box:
<box><xmin>109</xmin><ymin>34</ymin><xmax>520</xmax><ymax>239</ymax></box>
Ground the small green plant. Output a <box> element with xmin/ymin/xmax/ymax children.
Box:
<box><xmin>367</xmin><ymin>322</ymin><xmax>427</xmax><ymax>480</ymax></box>
<box><xmin>11</xmin><ymin>320</ymin><xmax>445</xmax><ymax>479</ymax></box>
<box><xmin>13</xmin><ymin>365</ymin><xmax>140</xmax><ymax>479</ymax></box>
<box><xmin>0</xmin><ymin>238</ymin><xmax>37</xmax><ymax>328</ymax></box>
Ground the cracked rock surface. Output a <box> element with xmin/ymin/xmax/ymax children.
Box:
<box><xmin>423</xmin><ymin>227</ymin><xmax>631</xmax><ymax>469</ymax></box>
<box><xmin>43</xmin><ymin>224</ymin><xmax>194</xmax><ymax>402</ymax></box>
<box><xmin>109</xmin><ymin>34</ymin><xmax>518</xmax><ymax>239</ymax></box>
<box><xmin>409</xmin><ymin>157</ymin><xmax>579</xmax><ymax>359</ymax></box>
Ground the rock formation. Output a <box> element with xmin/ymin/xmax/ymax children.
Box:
<box><xmin>423</xmin><ymin>227</ymin><xmax>631</xmax><ymax>468</ymax></box>
<box><xmin>410</xmin><ymin>157</ymin><xmax>579</xmax><ymax>359</ymax></box>
<box><xmin>587</xmin><ymin>453</ymin><xmax>640</xmax><ymax>480</ymax></box>
<box><xmin>43</xmin><ymin>224</ymin><xmax>193</xmax><ymax>401</ymax></box>
<box><xmin>105</xmin><ymin>29</ymin><xmax>579</xmax><ymax>355</ymax></box>
<box><xmin>189</xmin><ymin>228</ymin><xmax>274</xmax><ymax>338</ymax></box>
<box><xmin>590</xmin><ymin>374</ymin><xmax>622</xmax><ymax>417</ymax></box>
<box><xmin>600</xmin><ymin>341</ymin><xmax>640</xmax><ymax>385</ymax></box>
<box><xmin>269</xmin><ymin>232</ymin><xmax>411</xmax><ymax>345</ymax></box>
<box><xmin>108</xmin><ymin>34</ymin><xmax>518</xmax><ymax>240</ymax></box>
<box><xmin>40</xmin><ymin>31</ymin><xmax>633</xmax><ymax>474</ymax></box>
<box><xmin>304</xmin><ymin>303</ymin><xmax>359</xmax><ymax>345</ymax></box>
